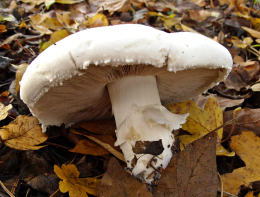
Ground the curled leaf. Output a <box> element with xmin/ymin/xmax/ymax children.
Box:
<box><xmin>0</xmin><ymin>103</ymin><xmax>12</xmax><ymax>121</ymax></box>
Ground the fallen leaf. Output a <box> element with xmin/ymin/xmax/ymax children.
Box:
<box><xmin>0</xmin><ymin>115</ymin><xmax>47</xmax><ymax>150</ymax></box>
<box><xmin>224</xmin><ymin>108</ymin><xmax>260</xmax><ymax>137</ymax></box>
<box><xmin>45</xmin><ymin>0</ymin><xmax>84</xmax><ymax>9</ymax></box>
<box><xmin>0</xmin><ymin>103</ymin><xmax>12</xmax><ymax>121</ymax></box>
<box><xmin>73</xmin><ymin>119</ymin><xmax>116</xmax><ymax>135</ymax></box>
<box><xmin>97</xmin><ymin>0</ymin><xmax>131</xmax><ymax>13</ymax></box>
<box><xmin>168</xmin><ymin>97</ymin><xmax>234</xmax><ymax>156</ymax></box>
<box><xmin>193</xmin><ymin>94</ymin><xmax>244</xmax><ymax>110</ymax></box>
<box><xmin>224</xmin><ymin>63</ymin><xmax>260</xmax><ymax>91</ymax></box>
<box><xmin>242</xmin><ymin>26</ymin><xmax>260</xmax><ymax>39</ymax></box>
<box><xmin>0</xmin><ymin>25</ymin><xmax>7</xmax><ymax>33</ymax></box>
<box><xmin>30</xmin><ymin>13</ymin><xmax>63</xmax><ymax>34</ymax></box>
<box><xmin>40</xmin><ymin>29</ymin><xmax>70</xmax><ymax>52</ymax></box>
<box><xmin>232</xmin><ymin>36</ymin><xmax>253</xmax><ymax>49</ymax></box>
<box><xmin>70</xmin><ymin>139</ymin><xmax>111</xmax><ymax>156</ymax></box>
<box><xmin>97</xmin><ymin>158</ymin><xmax>152</xmax><ymax>197</ymax></box>
<box><xmin>154</xmin><ymin>132</ymin><xmax>218</xmax><ymax>197</ymax></box>
<box><xmin>54</xmin><ymin>164</ymin><xmax>99</xmax><ymax>197</ymax></box>
<box><xmin>87</xmin><ymin>13</ymin><xmax>109</xmax><ymax>28</ymax></box>
<box><xmin>222</xmin><ymin>131</ymin><xmax>260</xmax><ymax>195</ymax></box>
<box><xmin>22</xmin><ymin>0</ymin><xmax>83</xmax><ymax>9</ymax></box>
<box><xmin>251</xmin><ymin>82</ymin><xmax>260</xmax><ymax>92</ymax></box>
<box><xmin>12</xmin><ymin>63</ymin><xmax>29</xmax><ymax>95</ymax></box>
<box><xmin>245</xmin><ymin>191</ymin><xmax>254</xmax><ymax>197</ymax></box>
<box><xmin>19</xmin><ymin>20</ymin><xmax>28</xmax><ymax>29</ymax></box>
<box><xmin>0</xmin><ymin>33</ymin><xmax>22</xmax><ymax>48</ymax></box>
<box><xmin>148</xmin><ymin>12</ymin><xmax>180</xmax><ymax>31</ymax></box>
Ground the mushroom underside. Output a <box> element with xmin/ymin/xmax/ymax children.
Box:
<box><xmin>31</xmin><ymin>64</ymin><xmax>224</xmax><ymax>126</ymax></box>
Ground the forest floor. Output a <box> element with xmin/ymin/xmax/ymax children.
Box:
<box><xmin>0</xmin><ymin>0</ymin><xmax>260</xmax><ymax>196</ymax></box>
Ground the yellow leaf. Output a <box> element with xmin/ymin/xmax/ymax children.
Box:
<box><xmin>168</xmin><ymin>97</ymin><xmax>234</xmax><ymax>156</ymax></box>
<box><xmin>54</xmin><ymin>164</ymin><xmax>100</xmax><ymax>197</ymax></box>
<box><xmin>0</xmin><ymin>115</ymin><xmax>47</xmax><ymax>150</ymax></box>
<box><xmin>0</xmin><ymin>103</ymin><xmax>12</xmax><ymax>121</ymax></box>
<box><xmin>222</xmin><ymin>131</ymin><xmax>260</xmax><ymax>195</ymax></box>
<box><xmin>87</xmin><ymin>14</ymin><xmax>109</xmax><ymax>28</ymax></box>
<box><xmin>30</xmin><ymin>13</ymin><xmax>63</xmax><ymax>34</ymax></box>
<box><xmin>245</xmin><ymin>191</ymin><xmax>254</xmax><ymax>197</ymax></box>
<box><xmin>19</xmin><ymin>20</ymin><xmax>28</xmax><ymax>29</ymax></box>
<box><xmin>40</xmin><ymin>29</ymin><xmax>70</xmax><ymax>52</ymax></box>
<box><xmin>45</xmin><ymin>0</ymin><xmax>83</xmax><ymax>9</ymax></box>
<box><xmin>148</xmin><ymin>12</ymin><xmax>180</xmax><ymax>31</ymax></box>
<box><xmin>13</xmin><ymin>63</ymin><xmax>29</xmax><ymax>95</ymax></box>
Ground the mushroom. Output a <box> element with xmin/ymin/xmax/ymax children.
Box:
<box><xmin>20</xmin><ymin>24</ymin><xmax>232</xmax><ymax>183</ymax></box>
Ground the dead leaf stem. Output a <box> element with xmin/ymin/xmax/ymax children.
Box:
<box><xmin>85</xmin><ymin>134</ymin><xmax>125</xmax><ymax>162</ymax></box>
<box><xmin>71</xmin><ymin>129</ymin><xmax>125</xmax><ymax>162</ymax></box>
<box><xmin>0</xmin><ymin>180</ymin><xmax>15</xmax><ymax>197</ymax></box>
<box><xmin>218</xmin><ymin>172</ymin><xmax>223</xmax><ymax>197</ymax></box>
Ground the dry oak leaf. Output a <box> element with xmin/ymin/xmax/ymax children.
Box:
<box><xmin>0</xmin><ymin>103</ymin><xmax>12</xmax><ymax>121</ymax></box>
<box><xmin>154</xmin><ymin>132</ymin><xmax>218</xmax><ymax>197</ymax></box>
<box><xmin>97</xmin><ymin>158</ymin><xmax>152</xmax><ymax>197</ymax></box>
<box><xmin>168</xmin><ymin>97</ymin><xmax>234</xmax><ymax>156</ymax></box>
<box><xmin>0</xmin><ymin>115</ymin><xmax>47</xmax><ymax>150</ymax></box>
<box><xmin>54</xmin><ymin>164</ymin><xmax>99</xmax><ymax>197</ymax></box>
<box><xmin>96</xmin><ymin>0</ymin><xmax>131</xmax><ymax>13</ymax></box>
<box><xmin>222</xmin><ymin>131</ymin><xmax>260</xmax><ymax>195</ymax></box>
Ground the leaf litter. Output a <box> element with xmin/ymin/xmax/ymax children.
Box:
<box><xmin>0</xmin><ymin>0</ymin><xmax>260</xmax><ymax>196</ymax></box>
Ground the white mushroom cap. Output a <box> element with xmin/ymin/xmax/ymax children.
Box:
<box><xmin>20</xmin><ymin>24</ymin><xmax>232</xmax><ymax>126</ymax></box>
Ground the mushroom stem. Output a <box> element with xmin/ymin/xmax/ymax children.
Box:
<box><xmin>108</xmin><ymin>76</ymin><xmax>188</xmax><ymax>183</ymax></box>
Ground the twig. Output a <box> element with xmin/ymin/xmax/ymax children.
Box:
<box><xmin>0</xmin><ymin>180</ymin><xmax>15</xmax><ymax>197</ymax></box>
<box><xmin>71</xmin><ymin>129</ymin><xmax>125</xmax><ymax>162</ymax></box>
<box><xmin>218</xmin><ymin>172</ymin><xmax>223</xmax><ymax>197</ymax></box>
<box><xmin>49</xmin><ymin>189</ymin><xmax>59</xmax><ymax>197</ymax></box>
<box><xmin>85</xmin><ymin>135</ymin><xmax>125</xmax><ymax>162</ymax></box>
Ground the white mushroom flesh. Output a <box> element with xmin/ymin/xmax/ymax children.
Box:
<box><xmin>108</xmin><ymin>75</ymin><xmax>188</xmax><ymax>183</ymax></box>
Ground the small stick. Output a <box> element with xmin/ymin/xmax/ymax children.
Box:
<box><xmin>0</xmin><ymin>180</ymin><xmax>15</xmax><ymax>197</ymax></box>
<box><xmin>218</xmin><ymin>172</ymin><xmax>223</xmax><ymax>197</ymax></box>
<box><xmin>71</xmin><ymin>129</ymin><xmax>125</xmax><ymax>162</ymax></box>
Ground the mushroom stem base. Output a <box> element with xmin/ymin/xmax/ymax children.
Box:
<box><xmin>107</xmin><ymin>76</ymin><xmax>188</xmax><ymax>183</ymax></box>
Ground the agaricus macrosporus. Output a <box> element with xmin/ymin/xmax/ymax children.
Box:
<box><xmin>20</xmin><ymin>24</ymin><xmax>233</xmax><ymax>184</ymax></box>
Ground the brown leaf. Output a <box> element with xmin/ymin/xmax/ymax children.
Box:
<box><xmin>193</xmin><ymin>94</ymin><xmax>244</xmax><ymax>110</ymax></box>
<box><xmin>0</xmin><ymin>115</ymin><xmax>47</xmax><ymax>150</ymax></box>
<box><xmin>97</xmin><ymin>158</ymin><xmax>152</xmax><ymax>197</ymax></box>
<box><xmin>73</xmin><ymin>119</ymin><xmax>116</xmax><ymax>135</ymax></box>
<box><xmin>224</xmin><ymin>108</ymin><xmax>260</xmax><ymax>137</ymax></box>
<box><xmin>70</xmin><ymin>139</ymin><xmax>111</xmax><ymax>156</ymax></box>
<box><xmin>154</xmin><ymin>132</ymin><xmax>218</xmax><ymax>197</ymax></box>
<box><xmin>224</xmin><ymin>63</ymin><xmax>260</xmax><ymax>91</ymax></box>
<box><xmin>96</xmin><ymin>0</ymin><xmax>131</xmax><ymax>13</ymax></box>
